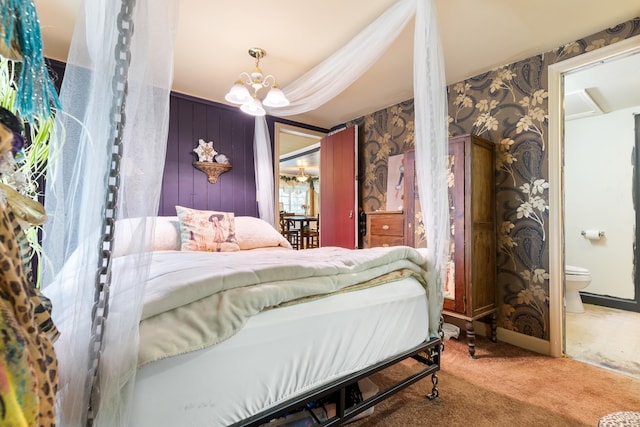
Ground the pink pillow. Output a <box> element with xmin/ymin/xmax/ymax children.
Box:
<box><xmin>175</xmin><ymin>206</ymin><xmax>240</xmax><ymax>252</ymax></box>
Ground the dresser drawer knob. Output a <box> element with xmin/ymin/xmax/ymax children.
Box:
<box><xmin>382</xmin><ymin>224</ymin><xmax>390</xmax><ymax>230</ymax></box>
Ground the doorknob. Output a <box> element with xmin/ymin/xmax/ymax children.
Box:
<box><xmin>349</xmin><ymin>210</ymin><xmax>353</xmax><ymax>219</ymax></box>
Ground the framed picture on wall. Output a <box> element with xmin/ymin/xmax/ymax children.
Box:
<box><xmin>386</xmin><ymin>154</ymin><xmax>404</xmax><ymax>211</ymax></box>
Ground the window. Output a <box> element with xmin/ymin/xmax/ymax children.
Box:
<box><xmin>279</xmin><ymin>180</ymin><xmax>309</xmax><ymax>214</ymax></box>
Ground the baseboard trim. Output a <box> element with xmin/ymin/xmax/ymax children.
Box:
<box><xmin>441</xmin><ymin>318</ymin><xmax>553</xmax><ymax>356</ymax></box>
<box><xmin>580</xmin><ymin>292</ymin><xmax>639</xmax><ymax>312</ymax></box>
<box><xmin>497</xmin><ymin>327</ymin><xmax>551</xmax><ymax>356</ymax></box>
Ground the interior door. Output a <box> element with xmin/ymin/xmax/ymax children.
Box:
<box><xmin>320</xmin><ymin>126</ymin><xmax>357</xmax><ymax>248</ymax></box>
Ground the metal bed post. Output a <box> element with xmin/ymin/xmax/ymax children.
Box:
<box><xmin>85</xmin><ymin>0</ymin><xmax>136</xmax><ymax>424</ymax></box>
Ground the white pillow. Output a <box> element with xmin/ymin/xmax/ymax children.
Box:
<box><xmin>113</xmin><ymin>216</ymin><xmax>181</xmax><ymax>257</ymax></box>
<box><xmin>152</xmin><ymin>216</ymin><xmax>182</xmax><ymax>251</ymax></box>
<box><xmin>234</xmin><ymin>216</ymin><xmax>292</xmax><ymax>250</ymax></box>
<box><xmin>113</xmin><ymin>215</ymin><xmax>291</xmax><ymax>256</ymax></box>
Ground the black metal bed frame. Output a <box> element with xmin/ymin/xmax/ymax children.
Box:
<box><xmin>231</xmin><ymin>335</ymin><xmax>443</xmax><ymax>427</ymax></box>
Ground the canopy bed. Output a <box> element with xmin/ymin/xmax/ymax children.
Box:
<box><xmin>45</xmin><ymin>214</ymin><xmax>442</xmax><ymax>425</ymax></box>
<box><xmin>36</xmin><ymin>0</ymin><xmax>450</xmax><ymax>425</ymax></box>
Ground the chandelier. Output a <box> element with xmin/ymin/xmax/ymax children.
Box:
<box><xmin>225</xmin><ymin>47</ymin><xmax>290</xmax><ymax>116</ymax></box>
<box><xmin>296</xmin><ymin>167</ymin><xmax>309</xmax><ymax>182</ymax></box>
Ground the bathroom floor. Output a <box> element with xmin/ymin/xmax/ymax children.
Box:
<box><xmin>566</xmin><ymin>303</ymin><xmax>640</xmax><ymax>379</ymax></box>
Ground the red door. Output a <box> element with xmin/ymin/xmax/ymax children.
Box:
<box><xmin>320</xmin><ymin>126</ymin><xmax>357</xmax><ymax>248</ymax></box>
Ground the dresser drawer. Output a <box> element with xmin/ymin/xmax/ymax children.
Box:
<box><xmin>366</xmin><ymin>211</ymin><xmax>405</xmax><ymax>248</ymax></box>
<box><xmin>369</xmin><ymin>234</ymin><xmax>404</xmax><ymax>248</ymax></box>
<box><xmin>369</xmin><ymin>214</ymin><xmax>404</xmax><ymax>236</ymax></box>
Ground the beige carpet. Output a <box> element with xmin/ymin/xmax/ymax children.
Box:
<box><xmin>351</xmin><ymin>335</ymin><xmax>640</xmax><ymax>426</ymax></box>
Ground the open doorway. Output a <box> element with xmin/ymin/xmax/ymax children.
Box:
<box><xmin>548</xmin><ymin>35</ymin><xmax>640</xmax><ymax>375</ymax></box>
<box><xmin>274</xmin><ymin>123</ymin><xmax>326</xmax><ymax>230</ymax></box>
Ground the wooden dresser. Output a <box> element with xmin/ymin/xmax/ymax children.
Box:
<box><xmin>366</xmin><ymin>211</ymin><xmax>404</xmax><ymax>248</ymax></box>
<box><xmin>443</xmin><ymin>134</ymin><xmax>497</xmax><ymax>358</ymax></box>
<box><xmin>365</xmin><ymin>149</ymin><xmax>416</xmax><ymax>249</ymax></box>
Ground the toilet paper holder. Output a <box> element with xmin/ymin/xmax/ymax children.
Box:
<box><xmin>581</xmin><ymin>230</ymin><xmax>605</xmax><ymax>238</ymax></box>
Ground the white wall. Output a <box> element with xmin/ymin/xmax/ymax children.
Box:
<box><xmin>564</xmin><ymin>106</ymin><xmax>638</xmax><ymax>299</ymax></box>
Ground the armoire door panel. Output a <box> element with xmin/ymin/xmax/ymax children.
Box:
<box><xmin>471</xmin><ymin>223</ymin><xmax>496</xmax><ymax>316</ymax></box>
<box><xmin>444</xmin><ymin>134</ymin><xmax>497</xmax><ymax>357</ymax></box>
<box><xmin>471</xmin><ymin>143</ymin><xmax>494</xmax><ymax>223</ymax></box>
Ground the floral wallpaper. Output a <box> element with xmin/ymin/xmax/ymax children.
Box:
<box><xmin>351</xmin><ymin>17</ymin><xmax>640</xmax><ymax>341</ymax></box>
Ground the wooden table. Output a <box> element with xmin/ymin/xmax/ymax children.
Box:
<box><xmin>285</xmin><ymin>215</ymin><xmax>318</xmax><ymax>249</ymax></box>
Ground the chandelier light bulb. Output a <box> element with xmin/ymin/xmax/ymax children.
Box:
<box><xmin>263</xmin><ymin>85</ymin><xmax>290</xmax><ymax>107</ymax></box>
<box><xmin>240</xmin><ymin>97</ymin><xmax>266</xmax><ymax>116</ymax></box>
<box><xmin>225</xmin><ymin>81</ymin><xmax>253</xmax><ymax>105</ymax></box>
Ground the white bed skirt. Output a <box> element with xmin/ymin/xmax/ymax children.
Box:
<box><xmin>130</xmin><ymin>276</ymin><xmax>429</xmax><ymax>426</ymax></box>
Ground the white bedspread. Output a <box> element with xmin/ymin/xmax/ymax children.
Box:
<box><xmin>138</xmin><ymin>246</ymin><xmax>431</xmax><ymax>365</ymax></box>
<box><xmin>131</xmin><ymin>276</ymin><xmax>430</xmax><ymax>426</ymax></box>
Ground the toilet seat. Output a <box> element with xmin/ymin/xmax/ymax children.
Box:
<box><xmin>565</xmin><ymin>265</ymin><xmax>591</xmax><ymax>313</ymax></box>
<box><xmin>564</xmin><ymin>265</ymin><xmax>591</xmax><ymax>281</ymax></box>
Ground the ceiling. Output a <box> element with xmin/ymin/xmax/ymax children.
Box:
<box><xmin>33</xmin><ymin>0</ymin><xmax>640</xmax><ymax>131</ymax></box>
<box><xmin>279</xmin><ymin>133</ymin><xmax>321</xmax><ymax>177</ymax></box>
<box><xmin>34</xmin><ymin>1</ymin><xmax>640</xmax><ymax>181</ymax></box>
<box><xmin>564</xmin><ymin>52</ymin><xmax>640</xmax><ymax>120</ymax></box>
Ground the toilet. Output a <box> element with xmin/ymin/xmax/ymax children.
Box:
<box><xmin>565</xmin><ymin>265</ymin><xmax>591</xmax><ymax>313</ymax></box>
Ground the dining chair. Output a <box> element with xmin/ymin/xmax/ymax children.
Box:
<box><xmin>302</xmin><ymin>214</ymin><xmax>319</xmax><ymax>249</ymax></box>
<box><xmin>279</xmin><ymin>213</ymin><xmax>300</xmax><ymax>249</ymax></box>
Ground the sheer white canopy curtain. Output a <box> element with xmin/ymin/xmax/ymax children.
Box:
<box><xmin>42</xmin><ymin>0</ymin><xmax>178</xmax><ymax>425</ymax></box>
<box><xmin>41</xmin><ymin>0</ymin><xmax>447</xmax><ymax>426</ymax></box>
<box><xmin>257</xmin><ymin>0</ymin><xmax>449</xmax><ymax>324</ymax></box>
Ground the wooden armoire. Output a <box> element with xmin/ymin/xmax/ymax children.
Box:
<box><xmin>443</xmin><ymin>134</ymin><xmax>496</xmax><ymax>358</ymax></box>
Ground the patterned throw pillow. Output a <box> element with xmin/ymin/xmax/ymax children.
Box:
<box><xmin>175</xmin><ymin>206</ymin><xmax>240</xmax><ymax>252</ymax></box>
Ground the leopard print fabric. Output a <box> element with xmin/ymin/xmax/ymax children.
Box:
<box><xmin>598</xmin><ymin>411</ymin><xmax>640</xmax><ymax>427</ymax></box>
<box><xmin>0</xmin><ymin>205</ymin><xmax>58</xmax><ymax>426</ymax></box>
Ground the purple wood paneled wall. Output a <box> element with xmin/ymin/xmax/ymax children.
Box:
<box><xmin>160</xmin><ymin>93</ymin><xmax>259</xmax><ymax>217</ymax></box>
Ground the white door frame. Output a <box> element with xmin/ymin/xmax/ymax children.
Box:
<box><xmin>547</xmin><ymin>34</ymin><xmax>640</xmax><ymax>357</ymax></box>
<box><xmin>274</xmin><ymin>122</ymin><xmax>326</xmax><ymax>221</ymax></box>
